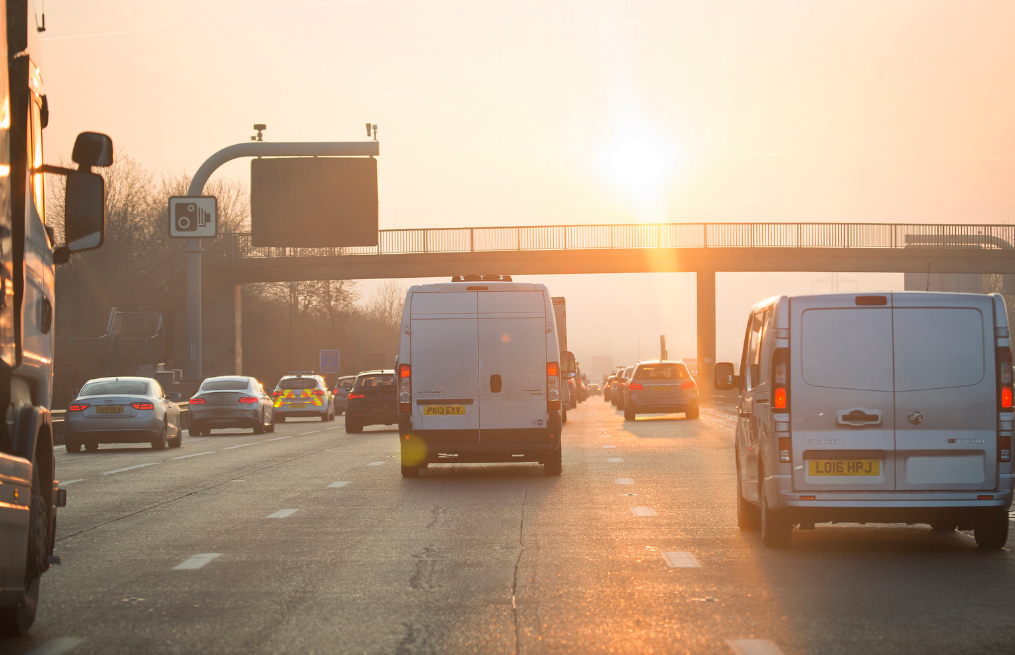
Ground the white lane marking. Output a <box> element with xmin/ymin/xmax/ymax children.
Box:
<box><xmin>24</xmin><ymin>638</ymin><xmax>83</xmax><ymax>655</ymax></box>
<box><xmin>171</xmin><ymin>451</ymin><xmax>215</xmax><ymax>460</ymax></box>
<box><xmin>602</xmin><ymin>445</ymin><xmax>616</xmax><ymax>449</ymax></box>
<box><xmin>367</xmin><ymin>461</ymin><xmax>383</xmax><ymax>466</ymax></box>
<box><xmin>103</xmin><ymin>463</ymin><xmax>157</xmax><ymax>475</ymax></box>
<box><xmin>224</xmin><ymin>443</ymin><xmax>259</xmax><ymax>450</ymax></box>
<box><xmin>631</xmin><ymin>507</ymin><xmax>657</xmax><ymax>516</ymax></box>
<box><xmin>615</xmin><ymin>478</ymin><xmax>634</xmax><ymax>485</ymax></box>
<box><xmin>297</xmin><ymin>430</ymin><xmax>322</xmax><ymax>435</ymax></box>
<box><xmin>607</xmin><ymin>458</ymin><xmax>623</xmax><ymax>463</ymax></box>
<box><xmin>54</xmin><ymin>445</ymin><xmax>66</xmax><ymax>451</ymax></box>
<box><xmin>266</xmin><ymin>435</ymin><xmax>293</xmax><ymax>441</ymax></box>
<box><xmin>726</xmin><ymin>639</ymin><xmax>785</xmax><ymax>655</ymax></box>
<box><xmin>600</xmin><ymin>435</ymin><xmax>611</xmax><ymax>438</ymax></box>
<box><xmin>328</xmin><ymin>481</ymin><xmax>350</xmax><ymax>488</ymax></box>
<box><xmin>174</xmin><ymin>553</ymin><xmax>221</xmax><ymax>570</ymax></box>
<box><xmin>324</xmin><ymin>426</ymin><xmax>343</xmax><ymax>430</ymax></box>
<box><xmin>268</xmin><ymin>509</ymin><xmax>299</xmax><ymax>519</ymax></box>
<box><xmin>663</xmin><ymin>551</ymin><xmax>701</xmax><ymax>568</ymax></box>
<box><xmin>58</xmin><ymin>479</ymin><xmax>84</xmax><ymax>487</ymax></box>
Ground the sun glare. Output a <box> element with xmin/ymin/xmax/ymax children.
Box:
<box><xmin>600</xmin><ymin>123</ymin><xmax>679</xmax><ymax>220</ymax></box>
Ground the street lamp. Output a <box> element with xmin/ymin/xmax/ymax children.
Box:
<box><xmin>289</xmin><ymin>281</ymin><xmax>299</xmax><ymax>371</ymax></box>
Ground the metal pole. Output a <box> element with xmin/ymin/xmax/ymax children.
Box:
<box><xmin>183</xmin><ymin>140</ymin><xmax>379</xmax><ymax>381</ymax></box>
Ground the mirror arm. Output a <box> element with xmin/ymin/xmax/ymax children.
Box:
<box><xmin>35</xmin><ymin>164</ymin><xmax>79</xmax><ymax>176</ymax></box>
<box><xmin>53</xmin><ymin>246</ymin><xmax>70</xmax><ymax>264</ymax></box>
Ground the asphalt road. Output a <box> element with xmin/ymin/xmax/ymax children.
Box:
<box><xmin>3</xmin><ymin>400</ymin><xmax>1014</xmax><ymax>655</ymax></box>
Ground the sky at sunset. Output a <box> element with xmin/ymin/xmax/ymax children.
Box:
<box><xmin>35</xmin><ymin>0</ymin><xmax>1015</xmax><ymax>369</ymax></box>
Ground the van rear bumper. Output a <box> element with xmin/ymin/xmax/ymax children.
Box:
<box><xmin>404</xmin><ymin>415</ymin><xmax>562</xmax><ymax>464</ymax></box>
<box><xmin>770</xmin><ymin>473</ymin><xmax>1013</xmax><ymax>511</ymax></box>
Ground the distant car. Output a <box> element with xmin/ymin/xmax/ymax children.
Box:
<box><xmin>332</xmin><ymin>375</ymin><xmax>356</xmax><ymax>415</ymax></box>
<box><xmin>345</xmin><ymin>370</ymin><xmax>399</xmax><ymax>433</ymax></box>
<box><xmin>65</xmin><ymin>377</ymin><xmax>183</xmax><ymax>452</ymax></box>
<box><xmin>623</xmin><ymin>360</ymin><xmax>699</xmax><ymax>421</ymax></box>
<box><xmin>273</xmin><ymin>372</ymin><xmax>335</xmax><ymax>423</ymax></box>
<box><xmin>603</xmin><ymin>375</ymin><xmax>616</xmax><ymax>402</ymax></box>
<box><xmin>188</xmin><ymin>376</ymin><xmax>275</xmax><ymax>435</ymax></box>
<box><xmin>614</xmin><ymin>366</ymin><xmax>635</xmax><ymax>409</ymax></box>
<box><xmin>589</xmin><ymin>383</ymin><xmax>601</xmax><ymax>395</ymax></box>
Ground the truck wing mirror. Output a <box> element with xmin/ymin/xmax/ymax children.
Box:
<box><xmin>713</xmin><ymin>362</ymin><xmax>737</xmax><ymax>391</ymax></box>
<box><xmin>63</xmin><ymin>171</ymin><xmax>105</xmax><ymax>252</ymax></box>
<box><xmin>72</xmin><ymin>132</ymin><xmax>114</xmax><ymax>168</ymax></box>
<box><xmin>560</xmin><ymin>350</ymin><xmax>577</xmax><ymax>379</ymax></box>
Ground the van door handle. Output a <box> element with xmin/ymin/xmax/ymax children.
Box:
<box><xmin>490</xmin><ymin>375</ymin><xmax>502</xmax><ymax>393</ymax></box>
<box><xmin>837</xmin><ymin>408</ymin><xmax>882</xmax><ymax>427</ymax></box>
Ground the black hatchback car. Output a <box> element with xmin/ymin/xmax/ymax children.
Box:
<box><xmin>345</xmin><ymin>370</ymin><xmax>398</xmax><ymax>433</ymax></box>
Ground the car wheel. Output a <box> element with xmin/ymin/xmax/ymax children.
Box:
<box><xmin>189</xmin><ymin>424</ymin><xmax>203</xmax><ymax>437</ymax></box>
<box><xmin>169</xmin><ymin>424</ymin><xmax>183</xmax><ymax>448</ymax></box>
<box><xmin>401</xmin><ymin>464</ymin><xmax>420</xmax><ymax>478</ymax></box>
<box><xmin>624</xmin><ymin>409</ymin><xmax>635</xmax><ymax>421</ymax></box>
<box><xmin>253</xmin><ymin>414</ymin><xmax>265</xmax><ymax>435</ymax></box>
<box><xmin>84</xmin><ymin>442</ymin><xmax>99</xmax><ymax>452</ymax></box>
<box><xmin>151</xmin><ymin>422</ymin><xmax>168</xmax><ymax>450</ymax></box>
<box><xmin>760</xmin><ymin>467</ymin><xmax>793</xmax><ymax>547</ymax></box>
<box><xmin>266</xmin><ymin>416</ymin><xmax>275</xmax><ymax>433</ymax></box>
<box><xmin>66</xmin><ymin>440</ymin><xmax>81</xmax><ymax>453</ymax></box>
<box><xmin>973</xmin><ymin>509</ymin><xmax>1009</xmax><ymax>549</ymax></box>
<box><xmin>346</xmin><ymin>418</ymin><xmax>363</xmax><ymax>434</ymax></box>
<box><xmin>544</xmin><ymin>448</ymin><xmax>562</xmax><ymax>476</ymax></box>
<box><xmin>686</xmin><ymin>401</ymin><xmax>700</xmax><ymax>419</ymax></box>
<box><xmin>736</xmin><ymin>453</ymin><xmax>761</xmax><ymax>531</ymax></box>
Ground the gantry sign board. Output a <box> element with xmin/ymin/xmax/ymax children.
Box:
<box><xmin>320</xmin><ymin>349</ymin><xmax>341</xmax><ymax>374</ymax></box>
<box><xmin>169</xmin><ymin>196</ymin><xmax>218</xmax><ymax>238</ymax></box>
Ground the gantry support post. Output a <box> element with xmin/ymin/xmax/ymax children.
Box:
<box><xmin>696</xmin><ymin>270</ymin><xmax>716</xmax><ymax>401</ymax></box>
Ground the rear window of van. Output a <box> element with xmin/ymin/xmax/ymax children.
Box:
<box><xmin>893</xmin><ymin>308</ymin><xmax>984</xmax><ymax>391</ymax></box>
<box><xmin>801</xmin><ymin>308</ymin><xmax>894</xmax><ymax>391</ymax></box>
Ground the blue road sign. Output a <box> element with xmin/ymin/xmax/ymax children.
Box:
<box><xmin>320</xmin><ymin>350</ymin><xmax>341</xmax><ymax>374</ymax></box>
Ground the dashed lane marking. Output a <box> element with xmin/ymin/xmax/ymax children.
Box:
<box><xmin>631</xmin><ymin>507</ymin><xmax>657</xmax><ymax>516</ymax></box>
<box><xmin>607</xmin><ymin>458</ymin><xmax>623</xmax><ymax>463</ymax></box>
<box><xmin>328</xmin><ymin>481</ymin><xmax>350</xmax><ymax>488</ymax></box>
<box><xmin>602</xmin><ymin>445</ymin><xmax>616</xmax><ymax>449</ymax></box>
<box><xmin>103</xmin><ymin>463</ymin><xmax>157</xmax><ymax>475</ymax></box>
<box><xmin>266</xmin><ymin>435</ymin><xmax>293</xmax><ymax>441</ymax></box>
<box><xmin>367</xmin><ymin>461</ymin><xmax>383</xmax><ymax>466</ymax></box>
<box><xmin>174</xmin><ymin>553</ymin><xmax>221</xmax><ymax>570</ymax></box>
<box><xmin>54</xmin><ymin>445</ymin><xmax>66</xmax><ymax>451</ymax></box>
<box><xmin>600</xmin><ymin>435</ymin><xmax>611</xmax><ymax>438</ymax></box>
<box><xmin>298</xmin><ymin>430</ymin><xmax>322</xmax><ymax>435</ymax></box>
<box><xmin>171</xmin><ymin>451</ymin><xmax>215</xmax><ymax>460</ymax></box>
<box><xmin>224</xmin><ymin>443</ymin><xmax>259</xmax><ymax>450</ymax></box>
<box><xmin>267</xmin><ymin>509</ymin><xmax>299</xmax><ymax>519</ymax></box>
<box><xmin>58</xmin><ymin>479</ymin><xmax>84</xmax><ymax>487</ymax></box>
<box><xmin>662</xmin><ymin>551</ymin><xmax>701</xmax><ymax>568</ymax></box>
<box><xmin>24</xmin><ymin>638</ymin><xmax>83</xmax><ymax>655</ymax></box>
<box><xmin>324</xmin><ymin>426</ymin><xmax>343</xmax><ymax>430</ymax></box>
<box><xmin>726</xmin><ymin>639</ymin><xmax>785</xmax><ymax>655</ymax></box>
<box><xmin>615</xmin><ymin>478</ymin><xmax>634</xmax><ymax>485</ymax></box>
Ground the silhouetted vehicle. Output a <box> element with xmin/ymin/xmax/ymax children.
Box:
<box><xmin>332</xmin><ymin>375</ymin><xmax>356</xmax><ymax>415</ymax></box>
<box><xmin>188</xmin><ymin>376</ymin><xmax>274</xmax><ymax>435</ymax></box>
<box><xmin>66</xmin><ymin>378</ymin><xmax>183</xmax><ymax>451</ymax></box>
<box><xmin>623</xmin><ymin>361</ymin><xmax>699</xmax><ymax>421</ymax></box>
<box><xmin>345</xmin><ymin>370</ymin><xmax>399</xmax><ymax>433</ymax></box>
<box><xmin>603</xmin><ymin>375</ymin><xmax>616</xmax><ymax>402</ymax></box>
<box><xmin>614</xmin><ymin>365</ymin><xmax>635</xmax><ymax>409</ymax></box>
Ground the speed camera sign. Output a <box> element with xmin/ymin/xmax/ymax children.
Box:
<box><xmin>169</xmin><ymin>196</ymin><xmax>217</xmax><ymax>238</ymax></box>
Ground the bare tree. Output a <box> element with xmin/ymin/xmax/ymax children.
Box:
<box><xmin>364</xmin><ymin>280</ymin><xmax>407</xmax><ymax>332</ymax></box>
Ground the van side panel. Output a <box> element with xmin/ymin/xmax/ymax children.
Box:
<box><xmin>892</xmin><ymin>296</ymin><xmax>996</xmax><ymax>491</ymax></box>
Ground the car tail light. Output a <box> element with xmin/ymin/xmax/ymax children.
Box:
<box><xmin>778</xmin><ymin>436</ymin><xmax>791</xmax><ymax>463</ymax></box>
<box><xmin>273</xmin><ymin>391</ymin><xmax>283</xmax><ymax>398</ymax></box>
<box><xmin>627</xmin><ymin>382</ymin><xmax>643</xmax><ymax>391</ymax></box>
<box><xmin>999</xmin><ymin>436</ymin><xmax>1012</xmax><ymax>463</ymax></box>
<box><xmin>68</xmin><ymin>403</ymin><xmax>89</xmax><ymax>411</ymax></box>
<box><xmin>131</xmin><ymin>402</ymin><xmax>154</xmax><ymax>410</ymax></box>
<box><xmin>312</xmin><ymin>389</ymin><xmax>325</xmax><ymax>396</ymax></box>
<box><xmin>547</xmin><ymin>361</ymin><xmax>560</xmax><ymax>411</ymax></box>
<box><xmin>238</xmin><ymin>397</ymin><xmax>258</xmax><ymax>404</ymax></box>
<box><xmin>348</xmin><ymin>393</ymin><xmax>365</xmax><ymax>400</ymax></box>
<box><xmin>189</xmin><ymin>398</ymin><xmax>206</xmax><ymax>405</ymax></box>
<box><xmin>773</xmin><ymin>348</ymin><xmax>790</xmax><ymax>411</ymax></box>
<box><xmin>680</xmin><ymin>380</ymin><xmax>696</xmax><ymax>390</ymax></box>
<box><xmin>399</xmin><ymin>364</ymin><xmax>411</xmax><ymax>413</ymax></box>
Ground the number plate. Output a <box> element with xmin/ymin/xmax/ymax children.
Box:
<box><xmin>95</xmin><ymin>406</ymin><xmax>123</xmax><ymax>414</ymax></box>
<box><xmin>652</xmin><ymin>385</ymin><xmax>675</xmax><ymax>392</ymax></box>
<box><xmin>808</xmin><ymin>459</ymin><xmax>880</xmax><ymax>476</ymax></box>
<box><xmin>289</xmin><ymin>403</ymin><xmax>307</xmax><ymax>409</ymax></box>
<box><xmin>424</xmin><ymin>406</ymin><xmax>466</xmax><ymax>416</ymax></box>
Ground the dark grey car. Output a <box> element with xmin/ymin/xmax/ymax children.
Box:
<box><xmin>188</xmin><ymin>376</ymin><xmax>275</xmax><ymax>436</ymax></box>
<box><xmin>623</xmin><ymin>360</ymin><xmax>699</xmax><ymax>421</ymax></box>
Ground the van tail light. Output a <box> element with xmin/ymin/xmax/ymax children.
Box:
<box><xmin>68</xmin><ymin>403</ymin><xmax>89</xmax><ymax>411</ymax></box>
<box><xmin>189</xmin><ymin>398</ymin><xmax>206</xmax><ymax>405</ymax></box>
<box><xmin>772</xmin><ymin>348</ymin><xmax>790</xmax><ymax>411</ymax></box>
<box><xmin>778</xmin><ymin>436</ymin><xmax>791</xmax><ymax>463</ymax></box>
<box><xmin>997</xmin><ymin>347</ymin><xmax>1013</xmax><ymax>410</ymax></box>
<box><xmin>131</xmin><ymin>402</ymin><xmax>154</xmax><ymax>410</ymax></box>
<box><xmin>399</xmin><ymin>364</ymin><xmax>411</xmax><ymax>413</ymax></box>
<box><xmin>627</xmin><ymin>382</ymin><xmax>643</xmax><ymax>391</ymax></box>
<box><xmin>238</xmin><ymin>397</ymin><xmax>258</xmax><ymax>404</ymax></box>
<box><xmin>1000</xmin><ymin>436</ymin><xmax>1012</xmax><ymax>463</ymax></box>
<box><xmin>680</xmin><ymin>380</ymin><xmax>696</xmax><ymax>390</ymax></box>
<box><xmin>547</xmin><ymin>361</ymin><xmax>560</xmax><ymax>410</ymax></box>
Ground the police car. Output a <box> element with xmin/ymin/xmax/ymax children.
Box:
<box><xmin>272</xmin><ymin>372</ymin><xmax>336</xmax><ymax>423</ymax></box>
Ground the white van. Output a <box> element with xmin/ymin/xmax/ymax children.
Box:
<box><xmin>395</xmin><ymin>276</ymin><xmax>575</xmax><ymax>477</ymax></box>
<box><xmin>715</xmin><ymin>292</ymin><xmax>1013</xmax><ymax>549</ymax></box>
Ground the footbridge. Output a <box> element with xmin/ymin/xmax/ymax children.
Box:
<box><xmin>123</xmin><ymin>222</ymin><xmax>1015</xmax><ymax>391</ymax></box>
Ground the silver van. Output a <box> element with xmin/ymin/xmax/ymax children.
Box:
<box><xmin>714</xmin><ymin>292</ymin><xmax>1013</xmax><ymax>548</ymax></box>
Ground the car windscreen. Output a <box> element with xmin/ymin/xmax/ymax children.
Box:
<box><xmin>201</xmin><ymin>378</ymin><xmax>249</xmax><ymax>391</ymax></box>
<box><xmin>355</xmin><ymin>374</ymin><xmax>395</xmax><ymax>389</ymax></box>
<box><xmin>634</xmin><ymin>364</ymin><xmax>689</xmax><ymax>380</ymax></box>
<box><xmin>278</xmin><ymin>378</ymin><xmax>319</xmax><ymax>390</ymax></box>
<box><xmin>80</xmin><ymin>381</ymin><xmax>149</xmax><ymax>396</ymax></box>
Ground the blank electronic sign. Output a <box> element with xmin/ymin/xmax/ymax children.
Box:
<box><xmin>250</xmin><ymin>157</ymin><xmax>378</xmax><ymax>247</ymax></box>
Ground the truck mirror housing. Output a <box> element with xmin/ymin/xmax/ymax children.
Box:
<box><xmin>71</xmin><ymin>132</ymin><xmax>114</xmax><ymax>168</ymax></box>
<box><xmin>714</xmin><ymin>362</ymin><xmax>737</xmax><ymax>391</ymax></box>
<box><xmin>560</xmin><ymin>350</ymin><xmax>577</xmax><ymax>379</ymax></box>
<box><xmin>64</xmin><ymin>171</ymin><xmax>104</xmax><ymax>252</ymax></box>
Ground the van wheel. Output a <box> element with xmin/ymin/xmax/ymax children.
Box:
<box><xmin>686</xmin><ymin>401</ymin><xmax>700</xmax><ymax>419</ymax></box>
<box><xmin>973</xmin><ymin>510</ymin><xmax>1009</xmax><ymax>549</ymax></box>
<box><xmin>736</xmin><ymin>456</ymin><xmax>760</xmax><ymax>531</ymax></box>
<box><xmin>401</xmin><ymin>464</ymin><xmax>420</xmax><ymax>478</ymax></box>
<box><xmin>760</xmin><ymin>470</ymin><xmax>792</xmax><ymax>547</ymax></box>
<box><xmin>624</xmin><ymin>409</ymin><xmax>635</xmax><ymax>421</ymax></box>
<box><xmin>544</xmin><ymin>448</ymin><xmax>562</xmax><ymax>476</ymax></box>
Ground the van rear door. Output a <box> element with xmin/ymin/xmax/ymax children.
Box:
<box><xmin>893</xmin><ymin>294</ymin><xmax>996</xmax><ymax>491</ymax></box>
<box><xmin>477</xmin><ymin>291</ymin><xmax>548</xmax><ymax>444</ymax></box>
<box><xmin>410</xmin><ymin>291</ymin><xmax>480</xmax><ymax>444</ymax></box>
<box><xmin>791</xmin><ymin>295</ymin><xmax>897</xmax><ymax>491</ymax></box>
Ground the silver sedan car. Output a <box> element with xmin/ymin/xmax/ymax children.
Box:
<box><xmin>65</xmin><ymin>377</ymin><xmax>183</xmax><ymax>452</ymax></box>
<box><xmin>188</xmin><ymin>376</ymin><xmax>275</xmax><ymax>435</ymax></box>
<box><xmin>622</xmin><ymin>360</ymin><xmax>700</xmax><ymax>421</ymax></box>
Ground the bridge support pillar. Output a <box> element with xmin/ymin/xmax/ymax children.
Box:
<box><xmin>202</xmin><ymin>282</ymin><xmax>243</xmax><ymax>377</ymax></box>
<box><xmin>696</xmin><ymin>270</ymin><xmax>716</xmax><ymax>401</ymax></box>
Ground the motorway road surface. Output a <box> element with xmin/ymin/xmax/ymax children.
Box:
<box><xmin>3</xmin><ymin>401</ymin><xmax>1015</xmax><ymax>654</ymax></box>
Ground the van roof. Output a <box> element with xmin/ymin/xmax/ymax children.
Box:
<box><xmin>409</xmin><ymin>281</ymin><xmax>548</xmax><ymax>293</ymax></box>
